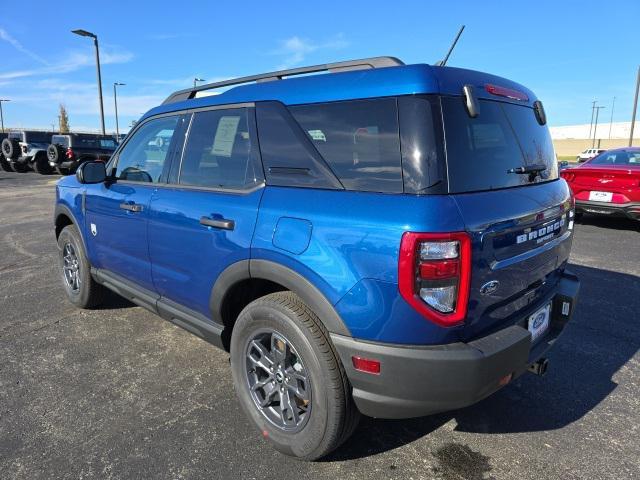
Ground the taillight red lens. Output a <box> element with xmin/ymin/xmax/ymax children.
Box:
<box><xmin>66</xmin><ymin>148</ymin><xmax>74</xmax><ymax>159</ymax></box>
<box><xmin>399</xmin><ymin>232</ymin><xmax>472</xmax><ymax>327</ymax></box>
<box><xmin>419</xmin><ymin>260</ymin><xmax>458</xmax><ymax>279</ymax></box>
<box><xmin>560</xmin><ymin>171</ymin><xmax>575</xmax><ymax>182</ymax></box>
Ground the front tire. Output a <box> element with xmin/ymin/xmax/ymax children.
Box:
<box><xmin>230</xmin><ymin>292</ymin><xmax>360</xmax><ymax>461</ymax></box>
<box><xmin>57</xmin><ymin>225</ymin><xmax>106</xmax><ymax>308</ymax></box>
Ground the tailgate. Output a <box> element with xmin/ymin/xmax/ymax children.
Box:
<box><xmin>453</xmin><ymin>180</ymin><xmax>574</xmax><ymax>340</ymax></box>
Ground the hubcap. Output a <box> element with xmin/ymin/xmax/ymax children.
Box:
<box><xmin>244</xmin><ymin>330</ymin><xmax>311</xmax><ymax>432</ymax></box>
<box><xmin>62</xmin><ymin>242</ymin><xmax>81</xmax><ymax>292</ymax></box>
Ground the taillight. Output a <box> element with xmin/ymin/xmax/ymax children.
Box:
<box><xmin>66</xmin><ymin>147</ymin><xmax>74</xmax><ymax>159</ymax></box>
<box><xmin>399</xmin><ymin>232</ymin><xmax>471</xmax><ymax>327</ymax></box>
<box><xmin>561</xmin><ymin>171</ymin><xmax>575</xmax><ymax>182</ymax></box>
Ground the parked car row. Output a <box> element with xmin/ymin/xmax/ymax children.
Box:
<box><xmin>0</xmin><ymin>130</ymin><xmax>117</xmax><ymax>175</ymax></box>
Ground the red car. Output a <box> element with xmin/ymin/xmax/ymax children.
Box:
<box><xmin>560</xmin><ymin>147</ymin><xmax>640</xmax><ymax>221</ymax></box>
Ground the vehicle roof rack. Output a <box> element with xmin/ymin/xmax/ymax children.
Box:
<box><xmin>162</xmin><ymin>56</ymin><xmax>404</xmax><ymax>105</ymax></box>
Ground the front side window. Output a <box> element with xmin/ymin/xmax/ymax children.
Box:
<box><xmin>114</xmin><ymin>116</ymin><xmax>179</xmax><ymax>183</ymax></box>
<box><xmin>290</xmin><ymin>98</ymin><xmax>403</xmax><ymax>193</ymax></box>
<box><xmin>178</xmin><ymin>108</ymin><xmax>258</xmax><ymax>189</ymax></box>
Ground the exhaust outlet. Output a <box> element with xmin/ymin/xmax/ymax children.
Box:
<box><xmin>528</xmin><ymin>358</ymin><xmax>549</xmax><ymax>376</ymax></box>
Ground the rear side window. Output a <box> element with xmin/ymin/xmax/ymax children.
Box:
<box><xmin>290</xmin><ymin>98</ymin><xmax>402</xmax><ymax>193</ymax></box>
<box><xmin>178</xmin><ymin>108</ymin><xmax>258</xmax><ymax>190</ymax></box>
<box><xmin>256</xmin><ymin>101</ymin><xmax>342</xmax><ymax>190</ymax></box>
<box><xmin>442</xmin><ymin>97</ymin><xmax>558</xmax><ymax>193</ymax></box>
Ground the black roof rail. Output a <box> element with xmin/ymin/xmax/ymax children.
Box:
<box><xmin>162</xmin><ymin>56</ymin><xmax>404</xmax><ymax>105</ymax></box>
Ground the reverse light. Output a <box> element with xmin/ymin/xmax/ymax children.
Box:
<box><xmin>399</xmin><ymin>232</ymin><xmax>472</xmax><ymax>327</ymax></box>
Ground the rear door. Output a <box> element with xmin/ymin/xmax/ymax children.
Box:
<box><xmin>147</xmin><ymin>106</ymin><xmax>264</xmax><ymax>318</ymax></box>
<box><xmin>84</xmin><ymin>115</ymin><xmax>183</xmax><ymax>292</ymax></box>
<box><xmin>440</xmin><ymin>96</ymin><xmax>573</xmax><ymax>340</ymax></box>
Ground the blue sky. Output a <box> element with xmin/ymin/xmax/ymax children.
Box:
<box><xmin>1</xmin><ymin>0</ymin><xmax>638</xmax><ymax>133</ymax></box>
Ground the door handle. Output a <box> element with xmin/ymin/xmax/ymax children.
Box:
<box><xmin>199</xmin><ymin>216</ymin><xmax>235</xmax><ymax>230</ymax></box>
<box><xmin>120</xmin><ymin>202</ymin><xmax>144</xmax><ymax>212</ymax></box>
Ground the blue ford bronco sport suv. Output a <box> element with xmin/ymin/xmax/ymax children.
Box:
<box><xmin>54</xmin><ymin>57</ymin><xmax>580</xmax><ymax>460</ymax></box>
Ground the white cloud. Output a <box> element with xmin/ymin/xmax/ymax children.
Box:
<box><xmin>0</xmin><ymin>27</ymin><xmax>49</xmax><ymax>65</ymax></box>
<box><xmin>0</xmin><ymin>45</ymin><xmax>133</xmax><ymax>81</ymax></box>
<box><xmin>272</xmin><ymin>34</ymin><xmax>349</xmax><ymax>69</ymax></box>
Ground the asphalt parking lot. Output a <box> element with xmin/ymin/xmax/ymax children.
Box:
<box><xmin>1</xmin><ymin>171</ymin><xmax>638</xmax><ymax>480</ymax></box>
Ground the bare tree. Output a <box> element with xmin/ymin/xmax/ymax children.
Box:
<box><xmin>59</xmin><ymin>104</ymin><xmax>70</xmax><ymax>133</ymax></box>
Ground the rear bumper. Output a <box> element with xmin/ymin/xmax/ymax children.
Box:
<box><xmin>331</xmin><ymin>270</ymin><xmax>580</xmax><ymax>419</ymax></box>
<box><xmin>576</xmin><ymin>199</ymin><xmax>640</xmax><ymax>220</ymax></box>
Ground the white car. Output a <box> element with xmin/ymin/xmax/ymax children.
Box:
<box><xmin>577</xmin><ymin>148</ymin><xmax>606</xmax><ymax>162</ymax></box>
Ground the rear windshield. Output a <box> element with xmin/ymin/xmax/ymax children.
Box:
<box><xmin>590</xmin><ymin>150</ymin><xmax>640</xmax><ymax>165</ymax></box>
<box><xmin>442</xmin><ymin>97</ymin><xmax>558</xmax><ymax>193</ymax></box>
<box><xmin>52</xmin><ymin>135</ymin><xmax>70</xmax><ymax>148</ymax></box>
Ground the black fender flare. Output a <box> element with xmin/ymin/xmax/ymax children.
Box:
<box><xmin>210</xmin><ymin>259</ymin><xmax>351</xmax><ymax>337</ymax></box>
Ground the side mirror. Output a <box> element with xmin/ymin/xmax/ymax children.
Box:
<box><xmin>76</xmin><ymin>161</ymin><xmax>107</xmax><ymax>184</ymax></box>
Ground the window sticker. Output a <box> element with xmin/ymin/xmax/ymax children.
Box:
<box><xmin>211</xmin><ymin>116</ymin><xmax>241</xmax><ymax>157</ymax></box>
<box><xmin>308</xmin><ymin>129</ymin><xmax>326</xmax><ymax>142</ymax></box>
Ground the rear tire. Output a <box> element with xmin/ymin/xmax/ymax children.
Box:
<box><xmin>57</xmin><ymin>225</ymin><xmax>106</xmax><ymax>308</ymax></box>
<box><xmin>32</xmin><ymin>152</ymin><xmax>53</xmax><ymax>175</ymax></box>
<box><xmin>230</xmin><ymin>291</ymin><xmax>360</xmax><ymax>461</ymax></box>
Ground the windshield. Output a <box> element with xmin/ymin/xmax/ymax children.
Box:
<box><xmin>442</xmin><ymin>97</ymin><xmax>558</xmax><ymax>193</ymax></box>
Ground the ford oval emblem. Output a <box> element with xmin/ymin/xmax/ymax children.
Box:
<box><xmin>480</xmin><ymin>280</ymin><xmax>500</xmax><ymax>296</ymax></box>
<box><xmin>532</xmin><ymin>312</ymin><xmax>546</xmax><ymax>329</ymax></box>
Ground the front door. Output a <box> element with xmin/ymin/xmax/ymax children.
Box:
<box><xmin>148</xmin><ymin>107</ymin><xmax>264</xmax><ymax>318</ymax></box>
<box><xmin>84</xmin><ymin>114</ymin><xmax>183</xmax><ymax>292</ymax></box>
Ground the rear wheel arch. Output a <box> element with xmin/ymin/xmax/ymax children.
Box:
<box><xmin>211</xmin><ymin>259</ymin><xmax>351</xmax><ymax>351</ymax></box>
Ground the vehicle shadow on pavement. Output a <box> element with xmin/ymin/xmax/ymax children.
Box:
<box><xmin>328</xmin><ymin>263</ymin><xmax>639</xmax><ymax>461</ymax></box>
<box><xmin>577</xmin><ymin>215</ymin><xmax>639</xmax><ymax>231</ymax></box>
<box><xmin>93</xmin><ymin>289</ymin><xmax>136</xmax><ymax>310</ymax></box>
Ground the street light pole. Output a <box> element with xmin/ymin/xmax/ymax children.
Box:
<box><xmin>113</xmin><ymin>82</ymin><xmax>125</xmax><ymax>141</ymax></box>
<box><xmin>592</xmin><ymin>106</ymin><xmax>605</xmax><ymax>148</ymax></box>
<box><xmin>588</xmin><ymin>100</ymin><xmax>597</xmax><ymax>139</ymax></box>
<box><xmin>0</xmin><ymin>99</ymin><xmax>9</xmax><ymax>133</ymax></box>
<box><xmin>194</xmin><ymin>77</ymin><xmax>205</xmax><ymax>88</ymax></box>
<box><xmin>630</xmin><ymin>65</ymin><xmax>639</xmax><ymax>147</ymax></box>
<box><xmin>72</xmin><ymin>29</ymin><xmax>106</xmax><ymax>135</ymax></box>
<box><xmin>608</xmin><ymin>97</ymin><xmax>616</xmax><ymax>140</ymax></box>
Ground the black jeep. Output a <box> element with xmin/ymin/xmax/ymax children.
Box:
<box><xmin>1</xmin><ymin>130</ymin><xmax>57</xmax><ymax>173</ymax></box>
<box><xmin>47</xmin><ymin>133</ymin><xmax>117</xmax><ymax>175</ymax></box>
